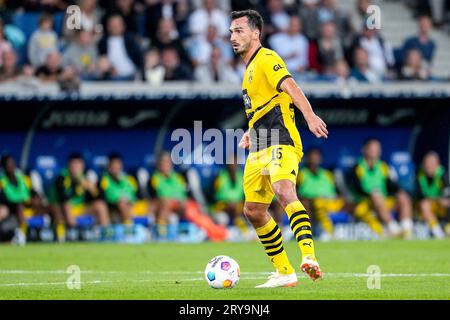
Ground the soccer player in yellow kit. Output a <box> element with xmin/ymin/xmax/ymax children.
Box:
<box><xmin>230</xmin><ymin>10</ymin><xmax>328</xmax><ymax>288</ymax></box>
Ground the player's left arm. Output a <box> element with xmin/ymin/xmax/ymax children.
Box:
<box><xmin>280</xmin><ymin>77</ymin><xmax>328</xmax><ymax>139</ymax></box>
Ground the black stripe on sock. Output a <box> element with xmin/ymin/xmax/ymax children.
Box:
<box><xmin>296</xmin><ymin>233</ymin><xmax>313</xmax><ymax>242</ymax></box>
<box><xmin>267</xmin><ymin>246</ymin><xmax>285</xmax><ymax>256</ymax></box>
<box><xmin>290</xmin><ymin>217</ymin><xmax>310</xmax><ymax>233</ymax></box>
<box><xmin>260</xmin><ymin>232</ymin><xmax>282</xmax><ymax>245</ymax></box>
<box><xmin>288</xmin><ymin>210</ymin><xmax>309</xmax><ymax>225</ymax></box>
<box><xmin>264</xmin><ymin>240</ymin><xmax>283</xmax><ymax>251</ymax></box>
<box><xmin>294</xmin><ymin>225</ymin><xmax>311</xmax><ymax>238</ymax></box>
<box><xmin>258</xmin><ymin>224</ymin><xmax>280</xmax><ymax>239</ymax></box>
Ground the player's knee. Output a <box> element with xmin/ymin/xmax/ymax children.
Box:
<box><xmin>243</xmin><ymin>203</ymin><xmax>264</xmax><ymax>223</ymax></box>
<box><xmin>272</xmin><ymin>185</ymin><xmax>297</xmax><ymax>208</ymax></box>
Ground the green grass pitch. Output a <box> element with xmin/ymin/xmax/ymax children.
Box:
<box><xmin>0</xmin><ymin>240</ymin><xmax>449</xmax><ymax>299</ymax></box>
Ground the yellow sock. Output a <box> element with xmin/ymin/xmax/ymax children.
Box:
<box><xmin>285</xmin><ymin>201</ymin><xmax>316</xmax><ymax>259</ymax></box>
<box><xmin>313</xmin><ymin>199</ymin><xmax>334</xmax><ymax>235</ymax></box>
<box><xmin>56</xmin><ymin>223</ymin><xmax>66</xmax><ymax>240</ymax></box>
<box><xmin>354</xmin><ymin>201</ymin><xmax>383</xmax><ymax>236</ymax></box>
<box><xmin>234</xmin><ymin>216</ymin><xmax>249</xmax><ymax>233</ymax></box>
<box><xmin>20</xmin><ymin>223</ymin><xmax>28</xmax><ymax>235</ymax></box>
<box><xmin>428</xmin><ymin>219</ymin><xmax>439</xmax><ymax>229</ymax></box>
<box><xmin>156</xmin><ymin>219</ymin><xmax>168</xmax><ymax>236</ymax></box>
<box><xmin>255</xmin><ymin>217</ymin><xmax>294</xmax><ymax>275</ymax></box>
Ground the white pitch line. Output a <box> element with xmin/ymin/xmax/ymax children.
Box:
<box><xmin>0</xmin><ymin>271</ymin><xmax>450</xmax><ymax>288</ymax></box>
<box><xmin>1</xmin><ymin>270</ymin><xmax>450</xmax><ymax>277</ymax></box>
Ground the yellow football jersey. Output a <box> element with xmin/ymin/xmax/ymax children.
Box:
<box><xmin>242</xmin><ymin>47</ymin><xmax>302</xmax><ymax>154</ymax></box>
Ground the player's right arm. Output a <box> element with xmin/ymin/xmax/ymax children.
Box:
<box><xmin>261</xmin><ymin>51</ymin><xmax>328</xmax><ymax>139</ymax></box>
<box><xmin>280</xmin><ymin>77</ymin><xmax>328</xmax><ymax>139</ymax></box>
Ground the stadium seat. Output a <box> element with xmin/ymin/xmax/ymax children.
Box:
<box><xmin>34</xmin><ymin>155</ymin><xmax>59</xmax><ymax>192</ymax></box>
<box><xmin>334</xmin><ymin>154</ymin><xmax>357</xmax><ymax>201</ymax></box>
<box><xmin>389</xmin><ymin>151</ymin><xmax>416</xmax><ymax>193</ymax></box>
<box><xmin>135</xmin><ymin>167</ymin><xmax>150</xmax><ymax>198</ymax></box>
<box><xmin>76</xmin><ymin>215</ymin><xmax>95</xmax><ymax>228</ymax></box>
<box><xmin>329</xmin><ymin>211</ymin><xmax>353</xmax><ymax>224</ymax></box>
<box><xmin>90</xmin><ymin>155</ymin><xmax>108</xmax><ymax>174</ymax></box>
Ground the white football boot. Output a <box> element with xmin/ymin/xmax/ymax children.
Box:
<box><xmin>255</xmin><ymin>271</ymin><xmax>298</xmax><ymax>288</ymax></box>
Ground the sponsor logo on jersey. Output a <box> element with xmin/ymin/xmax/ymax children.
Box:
<box><xmin>273</xmin><ymin>64</ymin><xmax>284</xmax><ymax>72</ymax></box>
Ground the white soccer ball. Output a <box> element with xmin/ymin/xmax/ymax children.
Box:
<box><xmin>204</xmin><ymin>255</ymin><xmax>240</xmax><ymax>289</ymax></box>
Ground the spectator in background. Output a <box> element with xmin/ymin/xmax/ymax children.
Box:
<box><xmin>318</xmin><ymin>21</ymin><xmax>344</xmax><ymax>74</ymax></box>
<box><xmin>160</xmin><ymin>47</ymin><xmax>191</xmax><ymax>81</ymax></box>
<box><xmin>268</xmin><ymin>15</ymin><xmax>309</xmax><ymax>75</ymax></box>
<box><xmin>264</xmin><ymin>0</ymin><xmax>290</xmax><ymax>36</ymax></box>
<box><xmin>187</xmin><ymin>24</ymin><xmax>233</xmax><ymax>68</ymax></box>
<box><xmin>416</xmin><ymin>151</ymin><xmax>450</xmax><ymax>238</ymax></box>
<box><xmin>98</xmin><ymin>14</ymin><xmax>143</xmax><ymax>80</ymax></box>
<box><xmin>318</xmin><ymin>0</ymin><xmax>351</xmax><ymax>42</ymax></box>
<box><xmin>325</xmin><ymin>59</ymin><xmax>350</xmax><ymax>83</ymax></box>
<box><xmin>403</xmin><ymin>15</ymin><xmax>436</xmax><ymax>65</ymax></box>
<box><xmin>300</xmin><ymin>0</ymin><xmax>321</xmax><ymax>40</ymax></box>
<box><xmin>28</xmin><ymin>13</ymin><xmax>59</xmax><ymax>68</ymax></box>
<box><xmin>349</xmin><ymin>0</ymin><xmax>372</xmax><ymax>35</ymax></box>
<box><xmin>151</xmin><ymin>18</ymin><xmax>190</xmax><ymax>66</ymax></box>
<box><xmin>400</xmin><ymin>48</ymin><xmax>431</xmax><ymax>81</ymax></box>
<box><xmin>63</xmin><ymin>0</ymin><xmax>103</xmax><ymax>42</ymax></box>
<box><xmin>36</xmin><ymin>51</ymin><xmax>80</xmax><ymax>92</ymax></box>
<box><xmin>48</xmin><ymin>153</ymin><xmax>110</xmax><ymax>242</ymax></box>
<box><xmin>149</xmin><ymin>151</ymin><xmax>188</xmax><ymax>239</ymax></box>
<box><xmin>349</xmin><ymin>138</ymin><xmax>414</xmax><ymax>239</ymax></box>
<box><xmin>0</xmin><ymin>50</ymin><xmax>21</xmax><ymax>82</ymax></box>
<box><xmin>104</xmin><ymin>0</ymin><xmax>139</xmax><ymax>35</ymax></box>
<box><xmin>96</xmin><ymin>55</ymin><xmax>116</xmax><ymax>80</ymax></box>
<box><xmin>62</xmin><ymin>29</ymin><xmax>99</xmax><ymax>80</ymax></box>
<box><xmin>144</xmin><ymin>48</ymin><xmax>165</xmax><ymax>85</ymax></box>
<box><xmin>188</xmin><ymin>0</ymin><xmax>229</xmax><ymax>38</ymax></box>
<box><xmin>415</xmin><ymin>0</ymin><xmax>450</xmax><ymax>27</ymax></box>
<box><xmin>212</xmin><ymin>154</ymin><xmax>247</xmax><ymax>234</ymax></box>
<box><xmin>231</xmin><ymin>55</ymin><xmax>246</xmax><ymax>81</ymax></box>
<box><xmin>297</xmin><ymin>148</ymin><xmax>351</xmax><ymax>241</ymax></box>
<box><xmin>145</xmin><ymin>0</ymin><xmax>190</xmax><ymax>42</ymax></box>
<box><xmin>0</xmin><ymin>155</ymin><xmax>31</xmax><ymax>245</ymax></box>
<box><xmin>0</xmin><ymin>19</ymin><xmax>12</xmax><ymax>67</ymax></box>
<box><xmin>35</xmin><ymin>51</ymin><xmax>63</xmax><ymax>82</ymax></box>
<box><xmin>99</xmin><ymin>154</ymin><xmax>136</xmax><ymax>225</ymax></box>
<box><xmin>350</xmin><ymin>47</ymin><xmax>380</xmax><ymax>83</ymax></box>
<box><xmin>194</xmin><ymin>46</ymin><xmax>239</xmax><ymax>84</ymax></box>
<box><xmin>351</xmin><ymin>24</ymin><xmax>395</xmax><ymax>79</ymax></box>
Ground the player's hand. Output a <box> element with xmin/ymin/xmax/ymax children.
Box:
<box><xmin>239</xmin><ymin>131</ymin><xmax>250</xmax><ymax>149</ymax></box>
<box><xmin>306</xmin><ymin>113</ymin><xmax>328</xmax><ymax>139</ymax></box>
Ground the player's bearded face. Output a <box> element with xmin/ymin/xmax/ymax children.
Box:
<box><xmin>230</xmin><ymin>19</ymin><xmax>254</xmax><ymax>55</ymax></box>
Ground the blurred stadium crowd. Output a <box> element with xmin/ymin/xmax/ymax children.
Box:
<box><xmin>0</xmin><ymin>0</ymin><xmax>449</xmax><ymax>91</ymax></box>
<box><xmin>1</xmin><ymin>138</ymin><xmax>449</xmax><ymax>244</ymax></box>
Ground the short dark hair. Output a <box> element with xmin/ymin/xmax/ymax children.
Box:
<box><xmin>306</xmin><ymin>147</ymin><xmax>322</xmax><ymax>156</ymax></box>
<box><xmin>108</xmin><ymin>153</ymin><xmax>122</xmax><ymax>163</ymax></box>
<box><xmin>363</xmin><ymin>138</ymin><xmax>380</xmax><ymax>147</ymax></box>
<box><xmin>0</xmin><ymin>154</ymin><xmax>13</xmax><ymax>169</ymax></box>
<box><xmin>39</xmin><ymin>13</ymin><xmax>53</xmax><ymax>26</ymax></box>
<box><xmin>230</xmin><ymin>10</ymin><xmax>264</xmax><ymax>35</ymax></box>
<box><xmin>68</xmin><ymin>152</ymin><xmax>84</xmax><ymax>162</ymax></box>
